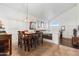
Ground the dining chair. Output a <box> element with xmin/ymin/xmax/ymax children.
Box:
<box><xmin>18</xmin><ymin>31</ymin><xmax>24</xmax><ymax>48</ymax></box>
<box><xmin>36</xmin><ymin>31</ymin><xmax>43</xmax><ymax>46</ymax></box>
<box><xmin>23</xmin><ymin>34</ymin><xmax>33</xmax><ymax>51</ymax></box>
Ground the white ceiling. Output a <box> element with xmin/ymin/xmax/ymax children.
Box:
<box><xmin>28</xmin><ymin>3</ymin><xmax>76</xmax><ymax>18</ymax></box>
<box><xmin>0</xmin><ymin>3</ymin><xmax>76</xmax><ymax>20</ymax></box>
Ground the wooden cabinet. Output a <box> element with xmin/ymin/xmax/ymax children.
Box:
<box><xmin>72</xmin><ymin>37</ymin><xmax>79</xmax><ymax>48</ymax></box>
<box><xmin>0</xmin><ymin>33</ymin><xmax>12</xmax><ymax>55</ymax></box>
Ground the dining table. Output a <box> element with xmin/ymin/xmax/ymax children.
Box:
<box><xmin>18</xmin><ymin>30</ymin><xmax>43</xmax><ymax>51</ymax></box>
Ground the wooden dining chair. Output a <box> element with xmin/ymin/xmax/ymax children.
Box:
<box><xmin>31</xmin><ymin>33</ymin><xmax>38</xmax><ymax>48</ymax></box>
<box><xmin>36</xmin><ymin>31</ymin><xmax>43</xmax><ymax>46</ymax></box>
<box><xmin>23</xmin><ymin>34</ymin><xmax>33</xmax><ymax>51</ymax></box>
<box><xmin>18</xmin><ymin>31</ymin><xmax>24</xmax><ymax>48</ymax></box>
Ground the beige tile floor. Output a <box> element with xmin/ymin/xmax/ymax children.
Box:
<box><xmin>12</xmin><ymin>40</ymin><xmax>79</xmax><ymax>56</ymax></box>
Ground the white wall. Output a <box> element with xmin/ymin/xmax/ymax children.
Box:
<box><xmin>55</xmin><ymin>6</ymin><xmax>77</xmax><ymax>38</ymax></box>
<box><xmin>77</xmin><ymin>4</ymin><xmax>79</xmax><ymax>25</ymax></box>
<box><xmin>44</xmin><ymin>4</ymin><xmax>78</xmax><ymax>39</ymax></box>
<box><xmin>0</xmin><ymin>4</ymin><xmax>28</xmax><ymax>42</ymax></box>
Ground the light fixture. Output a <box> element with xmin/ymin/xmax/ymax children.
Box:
<box><xmin>25</xmin><ymin>4</ymin><xmax>37</xmax><ymax>23</ymax></box>
<box><xmin>26</xmin><ymin>3</ymin><xmax>28</xmax><ymax>20</ymax></box>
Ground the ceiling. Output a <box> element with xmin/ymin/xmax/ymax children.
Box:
<box><xmin>0</xmin><ymin>3</ymin><xmax>76</xmax><ymax>21</ymax></box>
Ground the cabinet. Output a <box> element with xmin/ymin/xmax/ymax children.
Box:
<box><xmin>0</xmin><ymin>33</ymin><xmax>12</xmax><ymax>56</ymax></box>
<box><xmin>72</xmin><ymin>37</ymin><xmax>79</xmax><ymax>48</ymax></box>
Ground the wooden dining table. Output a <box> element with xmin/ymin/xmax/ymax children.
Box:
<box><xmin>18</xmin><ymin>30</ymin><xmax>37</xmax><ymax>51</ymax></box>
<box><xmin>24</xmin><ymin>31</ymin><xmax>35</xmax><ymax>35</ymax></box>
<box><xmin>18</xmin><ymin>30</ymin><xmax>43</xmax><ymax>51</ymax></box>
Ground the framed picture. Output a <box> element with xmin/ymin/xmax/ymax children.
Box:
<box><xmin>29</xmin><ymin>22</ymin><xmax>36</xmax><ymax>30</ymax></box>
<box><xmin>38</xmin><ymin>21</ymin><xmax>44</xmax><ymax>28</ymax></box>
<box><xmin>61</xmin><ymin>26</ymin><xmax>65</xmax><ymax>31</ymax></box>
